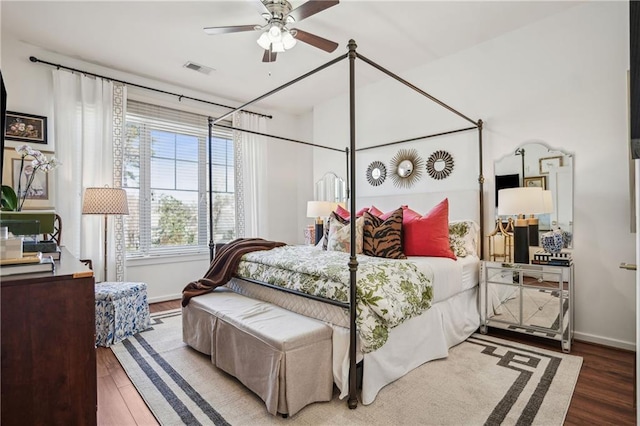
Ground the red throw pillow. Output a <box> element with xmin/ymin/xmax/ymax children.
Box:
<box><xmin>356</xmin><ymin>207</ymin><xmax>370</xmax><ymax>217</ymax></box>
<box><xmin>380</xmin><ymin>205</ymin><xmax>422</xmax><ymax>224</ymax></box>
<box><xmin>404</xmin><ymin>199</ymin><xmax>456</xmax><ymax>259</ymax></box>
<box><xmin>335</xmin><ymin>205</ymin><xmax>370</xmax><ymax>219</ymax></box>
<box><xmin>368</xmin><ymin>205</ymin><xmax>384</xmax><ymax>217</ymax></box>
<box><xmin>335</xmin><ymin>204</ymin><xmax>351</xmax><ymax>220</ymax></box>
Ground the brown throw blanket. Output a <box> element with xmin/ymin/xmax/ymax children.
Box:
<box><xmin>181</xmin><ymin>238</ymin><xmax>286</xmax><ymax>307</ymax></box>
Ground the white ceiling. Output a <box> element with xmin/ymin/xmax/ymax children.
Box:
<box><xmin>1</xmin><ymin>1</ymin><xmax>582</xmax><ymax>115</ymax></box>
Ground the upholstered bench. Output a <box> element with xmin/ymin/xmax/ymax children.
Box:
<box><xmin>182</xmin><ymin>288</ymin><xmax>333</xmax><ymax>417</ymax></box>
<box><xmin>95</xmin><ymin>282</ymin><xmax>151</xmax><ymax>347</ymax></box>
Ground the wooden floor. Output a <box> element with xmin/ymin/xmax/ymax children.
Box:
<box><xmin>97</xmin><ymin>300</ymin><xmax>636</xmax><ymax>425</ymax></box>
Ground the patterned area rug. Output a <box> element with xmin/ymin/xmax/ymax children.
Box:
<box><xmin>111</xmin><ymin>310</ymin><xmax>582</xmax><ymax>425</ymax></box>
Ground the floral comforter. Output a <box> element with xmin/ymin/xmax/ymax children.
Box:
<box><xmin>235</xmin><ymin>245</ymin><xmax>433</xmax><ymax>352</ymax></box>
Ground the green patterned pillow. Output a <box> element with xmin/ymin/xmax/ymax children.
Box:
<box><xmin>327</xmin><ymin>216</ymin><xmax>364</xmax><ymax>254</ymax></box>
<box><xmin>363</xmin><ymin>208</ymin><xmax>407</xmax><ymax>259</ymax></box>
<box><xmin>448</xmin><ymin>220</ymin><xmax>479</xmax><ymax>257</ymax></box>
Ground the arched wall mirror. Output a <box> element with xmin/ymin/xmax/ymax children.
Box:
<box><xmin>494</xmin><ymin>142</ymin><xmax>574</xmax><ymax>248</ymax></box>
<box><xmin>315</xmin><ymin>172</ymin><xmax>347</xmax><ymax>203</ymax></box>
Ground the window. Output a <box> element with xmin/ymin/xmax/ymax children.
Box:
<box><xmin>124</xmin><ymin>100</ymin><xmax>235</xmax><ymax>257</ymax></box>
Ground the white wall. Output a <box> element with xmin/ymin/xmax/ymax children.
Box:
<box><xmin>1</xmin><ymin>35</ymin><xmax>315</xmax><ymax>302</ymax></box>
<box><xmin>313</xmin><ymin>2</ymin><xmax>635</xmax><ymax>349</ymax></box>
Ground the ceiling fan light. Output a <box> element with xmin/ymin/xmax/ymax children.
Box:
<box><xmin>257</xmin><ymin>32</ymin><xmax>271</xmax><ymax>50</ymax></box>
<box><xmin>272</xmin><ymin>41</ymin><xmax>285</xmax><ymax>53</ymax></box>
<box><xmin>282</xmin><ymin>31</ymin><xmax>296</xmax><ymax>50</ymax></box>
<box><xmin>268</xmin><ymin>25</ymin><xmax>282</xmax><ymax>42</ymax></box>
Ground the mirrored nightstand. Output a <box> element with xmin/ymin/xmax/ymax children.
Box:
<box><xmin>480</xmin><ymin>261</ymin><xmax>574</xmax><ymax>352</ymax></box>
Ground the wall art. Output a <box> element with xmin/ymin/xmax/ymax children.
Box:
<box><xmin>426</xmin><ymin>150</ymin><xmax>454</xmax><ymax>180</ymax></box>
<box><xmin>366</xmin><ymin>161</ymin><xmax>386</xmax><ymax>186</ymax></box>
<box><xmin>389</xmin><ymin>148</ymin><xmax>423</xmax><ymax>188</ymax></box>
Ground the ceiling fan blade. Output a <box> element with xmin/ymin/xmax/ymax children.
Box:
<box><xmin>293</xmin><ymin>29</ymin><xmax>339</xmax><ymax>53</ymax></box>
<box><xmin>203</xmin><ymin>25</ymin><xmax>258</xmax><ymax>35</ymax></box>
<box><xmin>262</xmin><ymin>50</ymin><xmax>277</xmax><ymax>63</ymax></box>
<box><xmin>288</xmin><ymin>0</ymin><xmax>339</xmax><ymax>23</ymax></box>
<box><xmin>248</xmin><ymin>0</ymin><xmax>269</xmax><ymax>15</ymax></box>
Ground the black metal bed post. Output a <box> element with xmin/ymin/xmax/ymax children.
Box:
<box><xmin>208</xmin><ymin>117</ymin><xmax>215</xmax><ymax>262</ymax></box>
<box><xmin>477</xmin><ymin>119</ymin><xmax>485</xmax><ymax>257</ymax></box>
<box><xmin>345</xmin><ymin>148</ymin><xmax>350</xmax><ymax>200</ymax></box>
<box><xmin>347</xmin><ymin>39</ymin><xmax>359</xmax><ymax>410</ymax></box>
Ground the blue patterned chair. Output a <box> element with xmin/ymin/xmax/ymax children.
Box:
<box><xmin>95</xmin><ymin>282</ymin><xmax>151</xmax><ymax>347</ymax></box>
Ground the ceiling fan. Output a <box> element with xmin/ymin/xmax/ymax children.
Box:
<box><xmin>203</xmin><ymin>0</ymin><xmax>340</xmax><ymax>63</ymax></box>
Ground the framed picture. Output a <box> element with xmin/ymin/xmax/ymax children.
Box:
<box><xmin>539</xmin><ymin>156</ymin><xmax>563</xmax><ymax>174</ymax></box>
<box><xmin>1</xmin><ymin>148</ymin><xmax>55</xmax><ymax>209</ymax></box>
<box><xmin>524</xmin><ymin>175</ymin><xmax>546</xmax><ymax>189</ymax></box>
<box><xmin>4</xmin><ymin>111</ymin><xmax>48</xmax><ymax>145</ymax></box>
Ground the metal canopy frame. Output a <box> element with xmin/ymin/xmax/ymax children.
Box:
<box><xmin>207</xmin><ymin>39</ymin><xmax>484</xmax><ymax>409</ymax></box>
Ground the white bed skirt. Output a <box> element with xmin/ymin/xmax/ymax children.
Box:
<box><xmin>332</xmin><ymin>286</ymin><xmax>480</xmax><ymax>405</ymax></box>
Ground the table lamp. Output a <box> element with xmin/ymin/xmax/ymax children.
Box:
<box><xmin>498</xmin><ymin>187</ymin><xmax>545</xmax><ymax>264</ymax></box>
<box><xmin>82</xmin><ymin>187</ymin><xmax>129</xmax><ymax>281</ymax></box>
<box><xmin>306</xmin><ymin>201</ymin><xmax>335</xmax><ymax>245</ymax></box>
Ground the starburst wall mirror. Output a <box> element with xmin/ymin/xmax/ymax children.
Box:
<box><xmin>390</xmin><ymin>149</ymin><xmax>423</xmax><ymax>188</ymax></box>
<box><xmin>366</xmin><ymin>161</ymin><xmax>387</xmax><ymax>186</ymax></box>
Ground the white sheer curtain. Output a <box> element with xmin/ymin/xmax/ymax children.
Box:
<box><xmin>52</xmin><ymin>70</ymin><xmax>127</xmax><ymax>281</ymax></box>
<box><xmin>233</xmin><ymin>111</ymin><xmax>268</xmax><ymax>238</ymax></box>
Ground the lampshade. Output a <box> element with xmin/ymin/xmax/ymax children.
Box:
<box><xmin>306</xmin><ymin>201</ymin><xmax>335</xmax><ymax>218</ymax></box>
<box><xmin>82</xmin><ymin>187</ymin><xmax>129</xmax><ymax>215</ymax></box>
<box><xmin>256</xmin><ymin>32</ymin><xmax>270</xmax><ymax>49</ymax></box>
<box><xmin>282</xmin><ymin>30</ymin><xmax>297</xmax><ymax>49</ymax></box>
<box><xmin>497</xmin><ymin>187</ymin><xmax>545</xmax><ymax>216</ymax></box>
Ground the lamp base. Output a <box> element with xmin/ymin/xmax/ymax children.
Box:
<box><xmin>528</xmin><ymin>223</ymin><xmax>539</xmax><ymax>246</ymax></box>
<box><xmin>314</xmin><ymin>222</ymin><xmax>324</xmax><ymax>245</ymax></box>
<box><xmin>514</xmin><ymin>224</ymin><xmax>530</xmax><ymax>264</ymax></box>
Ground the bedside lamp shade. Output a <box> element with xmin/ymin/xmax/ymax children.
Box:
<box><xmin>306</xmin><ymin>201</ymin><xmax>335</xmax><ymax>219</ymax></box>
<box><xmin>307</xmin><ymin>201</ymin><xmax>335</xmax><ymax>245</ymax></box>
<box><xmin>497</xmin><ymin>187</ymin><xmax>546</xmax><ymax>216</ymax></box>
<box><xmin>498</xmin><ymin>187</ymin><xmax>545</xmax><ymax>264</ymax></box>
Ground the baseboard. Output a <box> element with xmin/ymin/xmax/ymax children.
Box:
<box><xmin>148</xmin><ymin>293</ymin><xmax>182</xmax><ymax>304</ymax></box>
<box><xmin>574</xmin><ymin>331</ymin><xmax>636</xmax><ymax>352</ymax></box>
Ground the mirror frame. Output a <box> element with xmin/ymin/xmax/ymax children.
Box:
<box><xmin>315</xmin><ymin>172</ymin><xmax>347</xmax><ymax>203</ymax></box>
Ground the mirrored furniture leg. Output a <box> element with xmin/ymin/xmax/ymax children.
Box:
<box><xmin>480</xmin><ymin>261</ymin><xmax>574</xmax><ymax>353</ymax></box>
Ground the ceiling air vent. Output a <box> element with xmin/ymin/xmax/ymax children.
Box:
<box><xmin>183</xmin><ymin>61</ymin><xmax>214</xmax><ymax>75</ymax></box>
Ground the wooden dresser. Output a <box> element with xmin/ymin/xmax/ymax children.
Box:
<box><xmin>1</xmin><ymin>249</ymin><xmax>96</xmax><ymax>426</ymax></box>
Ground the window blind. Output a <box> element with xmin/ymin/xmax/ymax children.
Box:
<box><xmin>124</xmin><ymin>100</ymin><xmax>235</xmax><ymax>257</ymax></box>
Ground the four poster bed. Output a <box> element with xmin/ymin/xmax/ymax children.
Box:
<box><xmin>182</xmin><ymin>40</ymin><xmax>485</xmax><ymax>413</ymax></box>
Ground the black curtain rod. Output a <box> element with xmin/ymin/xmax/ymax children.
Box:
<box><xmin>29</xmin><ymin>56</ymin><xmax>273</xmax><ymax>120</ymax></box>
